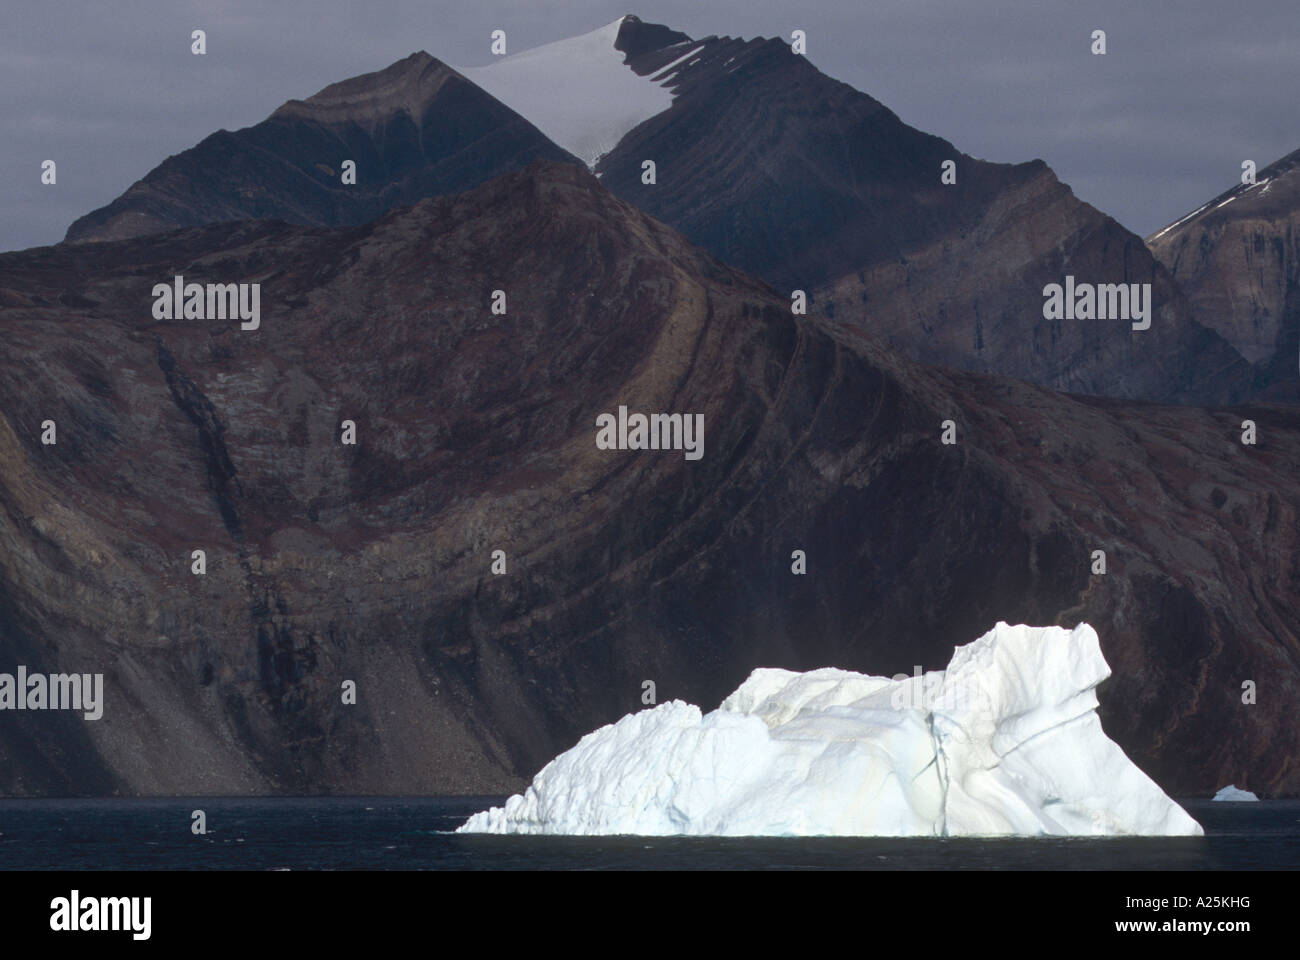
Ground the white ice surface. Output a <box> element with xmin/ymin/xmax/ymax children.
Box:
<box><xmin>460</xmin><ymin>17</ymin><xmax>697</xmax><ymax>168</ymax></box>
<box><xmin>458</xmin><ymin>622</ymin><xmax>1204</xmax><ymax>837</ymax></box>
<box><xmin>1212</xmin><ymin>785</ymin><xmax>1259</xmax><ymax>801</ymax></box>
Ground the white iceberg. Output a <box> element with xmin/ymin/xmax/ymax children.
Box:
<box><xmin>459</xmin><ymin>622</ymin><xmax>1203</xmax><ymax>837</ymax></box>
<box><xmin>1212</xmin><ymin>785</ymin><xmax>1258</xmax><ymax>801</ymax></box>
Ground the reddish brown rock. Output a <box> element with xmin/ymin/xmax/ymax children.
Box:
<box><xmin>1</xmin><ymin>162</ymin><xmax>1295</xmax><ymax>798</ymax></box>
<box><xmin>1147</xmin><ymin>147</ymin><xmax>1300</xmax><ymax>403</ymax></box>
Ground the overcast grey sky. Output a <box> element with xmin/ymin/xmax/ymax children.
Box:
<box><xmin>3</xmin><ymin>0</ymin><xmax>1296</xmax><ymax>252</ymax></box>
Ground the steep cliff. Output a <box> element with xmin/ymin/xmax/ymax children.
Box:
<box><xmin>1148</xmin><ymin>147</ymin><xmax>1300</xmax><ymax>402</ymax></box>
<box><xmin>3</xmin><ymin>162</ymin><xmax>1295</xmax><ymax>796</ymax></box>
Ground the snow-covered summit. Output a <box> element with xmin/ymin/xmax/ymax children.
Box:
<box><xmin>460</xmin><ymin>16</ymin><xmax>702</xmax><ymax>167</ymax></box>
<box><xmin>459</xmin><ymin>622</ymin><xmax>1204</xmax><ymax>837</ymax></box>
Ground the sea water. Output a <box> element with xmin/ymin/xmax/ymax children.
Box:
<box><xmin>0</xmin><ymin>797</ymin><xmax>1294</xmax><ymax>870</ymax></box>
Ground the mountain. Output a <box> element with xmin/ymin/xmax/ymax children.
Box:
<box><xmin>576</xmin><ymin>17</ymin><xmax>1252</xmax><ymax>404</ymax></box>
<box><xmin>63</xmin><ymin>52</ymin><xmax>578</xmax><ymax>244</ymax></box>
<box><xmin>3</xmin><ymin>161</ymin><xmax>1295</xmax><ymax>797</ymax></box>
<box><xmin>1147</xmin><ymin>147</ymin><xmax>1300</xmax><ymax>402</ymax></box>
<box><xmin>62</xmin><ymin>16</ymin><xmax>1252</xmax><ymax>404</ymax></box>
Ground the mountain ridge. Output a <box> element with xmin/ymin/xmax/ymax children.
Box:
<box><xmin>63</xmin><ymin>51</ymin><xmax>580</xmax><ymax>245</ymax></box>
<box><xmin>61</xmin><ymin>15</ymin><xmax>1257</xmax><ymax>404</ymax></box>
<box><xmin>591</xmin><ymin>19</ymin><xmax>1256</xmax><ymax>405</ymax></box>
<box><xmin>4</xmin><ymin>160</ymin><xmax>1296</xmax><ymax>797</ymax></box>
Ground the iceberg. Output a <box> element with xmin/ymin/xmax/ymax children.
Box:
<box><xmin>1212</xmin><ymin>785</ymin><xmax>1259</xmax><ymax>801</ymax></box>
<box><xmin>459</xmin><ymin>622</ymin><xmax>1203</xmax><ymax>837</ymax></box>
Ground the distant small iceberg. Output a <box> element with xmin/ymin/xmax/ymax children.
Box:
<box><xmin>1212</xmin><ymin>785</ymin><xmax>1258</xmax><ymax>802</ymax></box>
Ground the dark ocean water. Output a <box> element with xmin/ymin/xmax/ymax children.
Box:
<box><xmin>0</xmin><ymin>796</ymin><xmax>1295</xmax><ymax>870</ymax></box>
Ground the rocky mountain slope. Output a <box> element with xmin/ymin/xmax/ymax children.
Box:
<box><xmin>63</xmin><ymin>16</ymin><xmax>1253</xmax><ymax>405</ymax></box>
<box><xmin>1147</xmin><ymin>147</ymin><xmax>1300</xmax><ymax>403</ymax></box>
<box><xmin>590</xmin><ymin>18</ymin><xmax>1253</xmax><ymax>405</ymax></box>
<box><xmin>3</xmin><ymin>162</ymin><xmax>1295</xmax><ymax>797</ymax></box>
<box><xmin>63</xmin><ymin>52</ymin><xmax>578</xmax><ymax>244</ymax></box>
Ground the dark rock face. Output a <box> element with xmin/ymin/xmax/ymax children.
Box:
<box><xmin>60</xmin><ymin>17</ymin><xmax>1254</xmax><ymax>406</ymax></box>
<box><xmin>613</xmin><ymin>14</ymin><xmax>690</xmax><ymax>58</ymax></box>
<box><xmin>595</xmin><ymin>24</ymin><xmax>1253</xmax><ymax>404</ymax></box>
<box><xmin>1147</xmin><ymin>147</ymin><xmax>1300</xmax><ymax>403</ymax></box>
<box><xmin>63</xmin><ymin>53</ymin><xmax>579</xmax><ymax>245</ymax></box>
<box><xmin>1</xmin><ymin>162</ymin><xmax>1295</xmax><ymax>797</ymax></box>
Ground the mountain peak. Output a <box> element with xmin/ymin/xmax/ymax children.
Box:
<box><xmin>614</xmin><ymin>15</ymin><xmax>692</xmax><ymax>57</ymax></box>
<box><xmin>270</xmin><ymin>51</ymin><xmax>453</xmax><ymax>125</ymax></box>
<box><xmin>62</xmin><ymin>50</ymin><xmax>576</xmax><ymax>244</ymax></box>
<box><xmin>1148</xmin><ymin>145</ymin><xmax>1300</xmax><ymax>246</ymax></box>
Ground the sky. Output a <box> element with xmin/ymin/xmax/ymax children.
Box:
<box><xmin>2</xmin><ymin>0</ymin><xmax>1296</xmax><ymax>252</ymax></box>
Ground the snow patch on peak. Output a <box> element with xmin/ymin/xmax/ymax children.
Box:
<box><xmin>1148</xmin><ymin>199</ymin><xmax>1215</xmax><ymax>242</ymax></box>
<box><xmin>459</xmin><ymin>20</ymin><xmax>685</xmax><ymax>167</ymax></box>
<box><xmin>459</xmin><ymin>622</ymin><xmax>1203</xmax><ymax>837</ymax></box>
<box><xmin>646</xmin><ymin>43</ymin><xmax>699</xmax><ymax>80</ymax></box>
<box><xmin>1150</xmin><ymin>175</ymin><xmax>1280</xmax><ymax>242</ymax></box>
